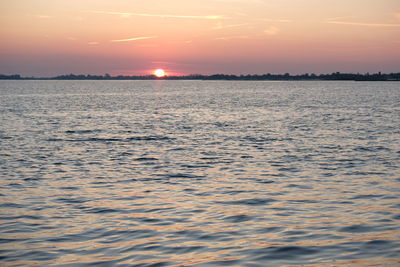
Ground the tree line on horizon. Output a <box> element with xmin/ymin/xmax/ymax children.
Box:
<box><xmin>1</xmin><ymin>72</ymin><xmax>400</xmax><ymax>81</ymax></box>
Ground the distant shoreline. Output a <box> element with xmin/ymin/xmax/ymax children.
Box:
<box><xmin>1</xmin><ymin>72</ymin><xmax>399</xmax><ymax>81</ymax></box>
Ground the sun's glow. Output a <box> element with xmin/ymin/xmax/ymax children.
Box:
<box><xmin>154</xmin><ymin>69</ymin><xmax>166</xmax><ymax>77</ymax></box>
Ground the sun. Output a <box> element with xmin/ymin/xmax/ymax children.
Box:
<box><xmin>153</xmin><ymin>68</ymin><xmax>166</xmax><ymax>78</ymax></box>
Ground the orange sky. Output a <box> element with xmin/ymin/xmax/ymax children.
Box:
<box><xmin>1</xmin><ymin>0</ymin><xmax>399</xmax><ymax>76</ymax></box>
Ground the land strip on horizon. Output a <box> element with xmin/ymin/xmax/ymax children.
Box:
<box><xmin>1</xmin><ymin>72</ymin><xmax>400</xmax><ymax>81</ymax></box>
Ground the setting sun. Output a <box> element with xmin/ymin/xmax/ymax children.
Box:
<box><xmin>153</xmin><ymin>69</ymin><xmax>166</xmax><ymax>78</ymax></box>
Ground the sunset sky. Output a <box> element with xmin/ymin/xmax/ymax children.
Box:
<box><xmin>1</xmin><ymin>0</ymin><xmax>399</xmax><ymax>76</ymax></box>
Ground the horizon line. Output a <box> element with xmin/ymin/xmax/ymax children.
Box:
<box><xmin>1</xmin><ymin>71</ymin><xmax>399</xmax><ymax>77</ymax></box>
<box><xmin>1</xmin><ymin>72</ymin><xmax>399</xmax><ymax>82</ymax></box>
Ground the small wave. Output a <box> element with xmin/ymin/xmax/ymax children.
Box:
<box><xmin>86</xmin><ymin>207</ymin><xmax>122</xmax><ymax>214</ymax></box>
<box><xmin>160</xmin><ymin>173</ymin><xmax>206</xmax><ymax>179</ymax></box>
<box><xmin>180</xmin><ymin>164</ymin><xmax>210</xmax><ymax>168</ymax></box>
<box><xmin>163</xmin><ymin>245</ymin><xmax>206</xmax><ymax>254</ymax></box>
<box><xmin>285</xmin><ymin>183</ymin><xmax>312</xmax><ymax>189</ymax></box>
<box><xmin>242</xmin><ymin>136</ymin><xmax>279</xmax><ymax>143</ymax></box>
<box><xmin>278</xmin><ymin>167</ymin><xmax>300</xmax><ymax>172</ymax></box>
<box><xmin>199</xmin><ymin>157</ymin><xmax>220</xmax><ymax>160</ymax></box>
<box><xmin>0</xmin><ymin>237</ymin><xmax>29</xmax><ymax>244</ymax></box>
<box><xmin>351</xmin><ymin>194</ymin><xmax>384</xmax><ymax>199</ymax></box>
<box><xmin>224</xmin><ymin>214</ymin><xmax>252</xmax><ymax>223</ymax></box>
<box><xmin>283</xmin><ymin>230</ymin><xmax>307</xmax><ymax>236</ymax></box>
<box><xmin>339</xmin><ymin>224</ymin><xmax>376</xmax><ymax>233</ymax></box>
<box><xmin>252</xmin><ymin>245</ymin><xmax>318</xmax><ymax>260</ymax></box>
<box><xmin>223</xmin><ymin>190</ymin><xmax>248</xmax><ymax>195</ymax></box>
<box><xmin>288</xmin><ymin>199</ymin><xmax>318</xmax><ymax>203</ymax></box>
<box><xmin>58</xmin><ymin>186</ymin><xmax>79</xmax><ymax>190</ymax></box>
<box><xmin>363</xmin><ymin>240</ymin><xmax>392</xmax><ymax>248</ymax></box>
<box><xmin>392</xmin><ymin>214</ymin><xmax>400</xmax><ymax>220</ymax></box>
<box><xmin>354</xmin><ymin>146</ymin><xmax>390</xmax><ymax>152</ymax></box>
<box><xmin>65</xmin><ymin>129</ymin><xmax>102</xmax><ymax>134</ymax></box>
<box><xmin>198</xmin><ymin>259</ymin><xmax>241</xmax><ymax>266</ymax></box>
<box><xmin>134</xmin><ymin>157</ymin><xmax>158</xmax><ymax>161</ymax></box>
<box><xmin>118</xmin><ymin>152</ymin><xmax>133</xmax><ymax>156</ymax></box>
<box><xmin>218</xmin><ymin>198</ymin><xmax>276</xmax><ymax>206</ymax></box>
<box><xmin>126</xmin><ymin>136</ymin><xmax>174</xmax><ymax>141</ymax></box>
<box><xmin>256</xmin><ymin>227</ymin><xmax>285</xmax><ymax>233</ymax></box>
<box><xmin>56</xmin><ymin>197</ymin><xmax>87</xmax><ymax>204</ymax></box>
<box><xmin>0</xmin><ymin>215</ymin><xmax>43</xmax><ymax>221</ymax></box>
<box><xmin>0</xmin><ymin>203</ymin><xmax>24</xmax><ymax>209</ymax></box>
<box><xmin>23</xmin><ymin>177</ymin><xmax>41</xmax><ymax>181</ymax></box>
<box><xmin>47</xmin><ymin>137</ymin><xmax>121</xmax><ymax>142</ymax></box>
<box><xmin>47</xmin><ymin>135</ymin><xmax>173</xmax><ymax>143</ymax></box>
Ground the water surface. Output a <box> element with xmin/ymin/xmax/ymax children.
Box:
<box><xmin>0</xmin><ymin>80</ymin><xmax>399</xmax><ymax>266</ymax></box>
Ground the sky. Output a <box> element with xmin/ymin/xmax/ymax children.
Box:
<box><xmin>1</xmin><ymin>0</ymin><xmax>399</xmax><ymax>76</ymax></box>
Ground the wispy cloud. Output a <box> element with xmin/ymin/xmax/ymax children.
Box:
<box><xmin>88</xmin><ymin>42</ymin><xmax>99</xmax><ymax>45</ymax></box>
<box><xmin>111</xmin><ymin>36</ymin><xmax>157</xmax><ymax>42</ymax></box>
<box><xmin>73</xmin><ymin>16</ymin><xmax>84</xmax><ymax>22</ymax></box>
<box><xmin>326</xmin><ymin>20</ymin><xmax>400</xmax><ymax>27</ymax></box>
<box><xmin>215</xmin><ymin>0</ymin><xmax>266</xmax><ymax>4</ymax></box>
<box><xmin>213</xmin><ymin>22</ymin><xmax>250</xmax><ymax>30</ymax></box>
<box><xmin>35</xmin><ymin>15</ymin><xmax>53</xmax><ymax>19</ymax></box>
<box><xmin>85</xmin><ymin>10</ymin><xmax>225</xmax><ymax>20</ymax></box>
<box><xmin>257</xmin><ymin>18</ymin><xmax>293</xmax><ymax>23</ymax></box>
<box><xmin>215</xmin><ymin>35</ymin><xmax>250</xmax><ymax>40</ymax></box>
<box><xmin>264</xmin><ymin>26</ymin><xmax>279</xmax><ymax>35</ymax></box>
<box><xmin>138</xmin><ymin>13</ymin><xmax>224</xmax><ymax>20</ymax></box>
<box><xmin>86</xmin><ymin>11</ymin><xmax>134</xmax><ymax>18</ymax></box>
<box><xmin>150</xmin><ymin>61</ymin><xmax>180</xmax><ymax>66</ymax></box>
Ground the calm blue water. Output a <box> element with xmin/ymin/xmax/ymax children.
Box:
<box><xmin>0</xmin><ymin>80</ymin><xmax>399</xmax><ymax>266</ymax></box>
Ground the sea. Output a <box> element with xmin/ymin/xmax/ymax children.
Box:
<box><xmin>0</xmin><ymin>80</ymin><xmax>399</xmax><ymax>266</ymax></box>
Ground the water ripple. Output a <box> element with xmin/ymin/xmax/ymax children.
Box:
<box><xmin>0</xmin><ymin>80</ymin><xmax>399</xmax><ymax>266</ymax></box>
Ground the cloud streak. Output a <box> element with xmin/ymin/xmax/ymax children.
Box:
<box><xmin>264</xmin><ymin>26</ymin><xmax>279</xmax><ymax>35</ymax></box>
<box><xmin>215</xmin><ymin>35</ymin><xmax>250</xmax><ymax>40</ymax></box>
<box><xmin>86</xmin><ymin>10</ymin><xmax>225</xmax><ymax>20</ymax></box>
<box><xmin>35</xmin><ymin>15</ymin><xmax>53</xmax><ymax>19</ymax></box>
<box><xmin>215</xmin><ymin>0</ymin><xmax>267</xmax><ymax>4</ymax></box>
<box><xmin>111</xmin><ymin>36</ymin><xmax>157</xmax><ymax>42</ymax></box>
<box><xmin>213</xmin><ymin>22</ymin><xmax>250</xmax><ymax>30</ymax></box>
<box><xmin>326</xmin><ymin>20</ymin><xmax>400</xmax><ymax>27</ymax></box>
<box><xmin>257</xmin><ymin>18</ymin><xmax>293</xmax><ymax>23</ymax></box>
